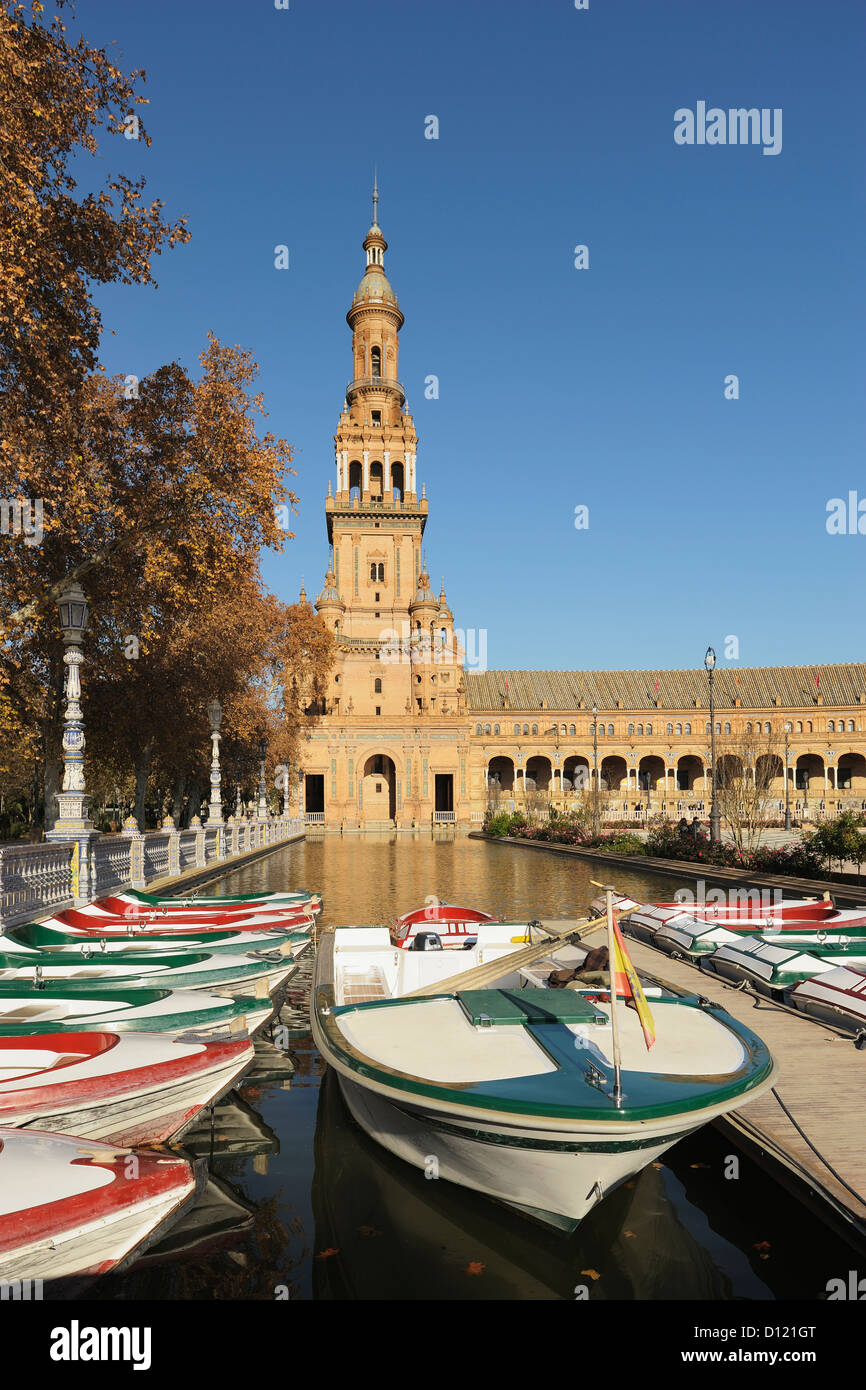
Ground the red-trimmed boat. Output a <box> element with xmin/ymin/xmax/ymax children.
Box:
<box><xmin>789</xmin><ymin>967</ymin><xmax>866</xmax><ymax>1035</ymax></box>
<box><xmin>0</xmin><ymin>1129</ymin><xmax>198</xmax><ymax>1285</ymax></box>
<box><xmin>0</xmin><ymin>1031</ymin><xmax>254</xmax><ymax>1145</ymax></box>
<box><xmin>592</xmin><ymin>892</ymin><xmax>866</xmax><ymax>934</ymax></box>
<box><xmin>392</xmin><ymin>904</ymin><xmax>500</xmax><ymax>950</ymax></box>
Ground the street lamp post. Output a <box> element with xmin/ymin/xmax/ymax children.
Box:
<box><xmin>591</xmin><ymin>705</ymin><xmax>600</xmax><ymax>836</ymax></box>
<box><xmin>705</xmin><ymin>646</ymin><xmax>721</xmax><ymax>844</ymax></box>
<box><xmin>784</xmin><ymin>723</ymin><xmax>792</xmax><ymax>831</ymax></box>
<box><xmin>257</xmin><ymin>736</ymin><xmax>268</xmax><ymax>819</ymax></box>
<box><xmin>206</xmin><ymin>698</ymin><xmax>223</xmax><ymax>825</ymax></box>
<box><xmin>46</xmin><ymin>581</ymin><xmax>99</xmax><ymax>902</ymax></box>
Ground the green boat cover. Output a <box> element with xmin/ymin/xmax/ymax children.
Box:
<box><xmin>458</xmin><ymin>988</ymin><xmax>607</xmax><ymax>1027</ymax></box>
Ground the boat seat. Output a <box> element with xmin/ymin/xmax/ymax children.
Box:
<box><xmin>341</xmin><ymin>966</ymin><xmax>390</xmax><ymax>1005</ymax></box>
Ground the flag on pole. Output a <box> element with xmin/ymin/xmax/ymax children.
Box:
<box><xmin>611</xmin><ymin>912</ymin><xmax>656</xmax><ymax>1050</ymax></box>
<box><xmin>815</xmin><ymin>671</ymin><xmax>820</xmax><ymax>689</ymax></box>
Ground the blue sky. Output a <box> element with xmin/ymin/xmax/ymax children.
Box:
<box><xmin>78</xmin><ymin>0</ymin><xmax>865</xmax><ymax>672</ymax></box>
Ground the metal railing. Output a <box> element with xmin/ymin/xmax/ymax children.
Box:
<box><xmin>0</xmin><ymin>815</ymin><xmax>306</xmax><ymax>928</ymax></box>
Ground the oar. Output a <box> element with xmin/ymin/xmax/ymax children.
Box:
<box><xmin>404</xmin><ymin>904</ymin><xmax>641</xmax><ymax>999</ymax></box>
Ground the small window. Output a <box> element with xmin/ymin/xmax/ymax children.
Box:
<box><xmin>796</xmin><ymin>721</ymin><xmax>802</xmax><ymax>733</ymax></box>
<box><xmin>374</xmin><ymin>678</ymin><xmax>382</xmax><ymax>693</ymax></box>
<box><xmin>375</xmin><ymin>706</ymin><xmax>381</xmax><ymax>717</ymax></box>
<box><xmin>646</xmin><ymin>723</ymin><xmax>653</xmax><ymax>735</ymax></box>
<box><xmin>849</xmin><ymin>720</ymin><xmax>855</xmax><ymax>732</ymax></box>
<box><xmin>607</xmin><ymin>724</ymin><xmax>614</xmax><ymax>736</ymax></box>
<box><xmin>371</xmin><ymin>346</ymin><xmax>381</xmax><ymax>377</ymax></box>
<box><xmin>513</xmin><ymin>723</ymin><xmax>520</xmax><ymax>735</ymax></box>
<box><xmin>375</xmin><ymin>591</ymin><xmax>380</xmax><ymax>602</ymax></box>
<box><xmin>764</xmin><ymin>722</ymin><xmax>771</xmax><ymax>733</ymax></box>
<box><xmin>724</xmin><ymin>722</ymin><xmax>731</xmax><ymax>735</ymax></box>
<box><xmin>569</xmin><ymin>724</ymin><xmax>575</xmax><ymax>736</ymax></box>
<box><xmin>598</xmin><ymin>724</ymin><xmax>605</xmax><ymax>738</ymax></box>
<box><xmin>745</xmin><ymin>722</ymin><xmax>752</xmax><ymax>733</ymax></box>
<box><xmin>675</xmin><ymin>723</ymin><xmax>682</xmax><ymax>736</ymax></box>
<box><xmin>531</xmin><ymin>723</ymin><xmax>538</xmax><ymax>735</ymax></box>
<box><xmin>371</xmin><ymin>410</ymin><xmax>381</xmax><ymax>425</ymax></box>
<box><xmin>628</xmin><ymin>723</ymin><xmax>634</xmax><ymax>736</ymax></box>
<box><xmin>684</xmin><ymin>723</ymin><xmax>691</xmax><ymax>735</ymax></box>
<box><xmin>376</xmin><ymin>782</ymin><xmax>382</xmax><ymax>792</ymax></box>
<box><xmin>523</xmin><ymin>723</ymin><xmax>529</xmax><ymax>735</ymax></box>
<box><xmin>476</xmin><ymin>724</ymin><xmax>482</xmax><ymax>735</ymax></box>
<box><xmin>484</xmin><ymin>723</ymin><xmax>491</xmax><ymax>735</ymax></box>
<box><xmin>666</xmin><ymin>723</ymin><xmax>673</xmax><ymax>735</ymax></box>
<box><xmin>561</xmin><ymin>724</ymin><xmax>567</xmax><ymax>735</ymax></box>
<box><xmin>494</xmin><ymin>724</ymin><xmax>500</xmax><ymax>735</ymax></box>
<box><xmin>705</xmin><ymin>722</ymin><xmax>710</xmax><ymax>735</ymax></box>
<box><xmin>828</xmin><ymin>720</ymin><xmax>835</xmax><ymax>733</ymax></box>
<box><xmin>638</xmin><ymin>724</ymin><xmax>644</xmax><ymax>736</ymax></box>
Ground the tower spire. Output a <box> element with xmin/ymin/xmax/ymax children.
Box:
<box><xmin>372</xmin><ymin>166</ymin><xmax>379</xmax><ymax>227</ymax></box>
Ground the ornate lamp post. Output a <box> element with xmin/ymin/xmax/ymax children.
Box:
<box><xmin>235</xmin><ymin>783</ymin><xmax>243</xmax><ymax>819</ymax></box>
<box><xmin>206</xmin><ymin>698</ymin><xmax>223</xmax><ymax>825</ymax></box>
<box><xmin>46</xmin><ymin>581</ymin><xmax>98</xmax><ymax>901</ymax></box>
<box><xmin>591</xmin><ymin>704</ymin><xmax>600</xmax><ymax>836</ymax></box>
<box><xmin>257</xmin><ymin>736</ymin><xmax>268</xmax><ymax>819</ymax></box>
<box><xmin>783</xmin><ymin>722</ymin><xmax>792</xmax><ymax>831</ymax></box>
<box><xmin>705</xmin><ymin>646</ymin><xmax>721</xmax><ymax>844</ymax></box>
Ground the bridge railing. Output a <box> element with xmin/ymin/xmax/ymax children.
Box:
<box><xmin>0</xmin><ymin>815</ymin><xmax>306</xmax><ymax>928</ymax></box>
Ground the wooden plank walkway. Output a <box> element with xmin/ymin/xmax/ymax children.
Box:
<box><xmin>541</xmin><ymin>918</ymin><xmax>866</xmax><ymax>1250</ymax></box>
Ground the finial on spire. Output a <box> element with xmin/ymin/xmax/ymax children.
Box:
<box><xmin>372</xmin><ymin>166</ymin><xmax>379</xmax><ymax>226</ymax></box>
<box><xmin>299</xmin><ymin>576</ymin><xmax>307</xmax><ymax>603</ymax></box>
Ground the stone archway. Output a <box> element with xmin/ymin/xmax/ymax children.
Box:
<box><xmin>362</xmin><ymin>753</ymin><xmax>397</xmax><ymax>823</ymax></box>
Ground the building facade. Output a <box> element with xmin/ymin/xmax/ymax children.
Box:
<box><xmin>296</xmin><ymin>197</ymin><xmax>866</xmax><ymax>830</ymax></box>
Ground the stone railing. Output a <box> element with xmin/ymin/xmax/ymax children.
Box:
<box><xmin>0</xmin><ymin>841</ymin><xmax>73</xmax><ymax>926</ymax></box>
<box><xmin>0</xmin><ymin>816</ymin><xmax>305</xmax><ymax>928</ymax></box>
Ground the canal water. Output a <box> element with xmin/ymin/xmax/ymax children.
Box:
<box><xmin>95</xmin><ymin>833</ymin><xmax>852</xmax><ymax>1301</ymax></box>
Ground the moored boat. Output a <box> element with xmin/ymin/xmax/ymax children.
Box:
<box><xmin>392</xmin><ymin>904</ymin><xmax>498</xmax><ymax>950</ymax></box>
<box><xmin>312</xmin><ymin>924</ymin><xmax>777</xmax><ymax>1232</ymax></box>
<box><xmin>0</xmin><ymin>1030</ymin><xmax>254</xmax><ymax>1145</ymax></box>
<box><xmin>789</xmin><ymin>967</ymin><xmax>866</xmax><ymax>1034</ymax></box>
<box><xmin>0</xmin><ymin>984</ymin><xmax>273</xmax><ymax>1038</ymax></box>
<box><xmin>118</xmin><ymin>888</ymin><xmax>321</xmax><ymax>914</ymax></box>
<box><xmin>0</xmin><ymin>949</ymin><xmax>294</xmax><ymax>998</ymax></box>
<box><xmin>0</xmin><ymin>1128</ymin><xmax>198</xmax><ymax>1285</ymax></box>
<box><xmin>702</xmin><ymin>938</ymin><xmax>841</xmax><ymax>997</ymax></box>
<box><xmin>2</xmin><ymin>921</ymin><xmax>307</xmax><ymax>959</ymax></box>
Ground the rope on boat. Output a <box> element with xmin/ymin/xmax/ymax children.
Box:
<box><xmin>771</xmin><ymin>1087</ymin><xmax>866</xmax><ymax>1212</ymax></box>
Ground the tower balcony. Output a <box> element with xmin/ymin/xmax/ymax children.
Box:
<box><xmin>346</xmin><ymin>375</ymin><xmax>406</xmax><ymax>405</ymax></box>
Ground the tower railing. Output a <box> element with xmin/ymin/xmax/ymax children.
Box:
<box><xmin>346</xmin><ymin>375</ymin><xmax>405</xmax><ymax>401</ymax></box>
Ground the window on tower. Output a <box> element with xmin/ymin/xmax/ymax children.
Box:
<box><xmin>374</xmin><ymin>678</ymin><xmax>382</xmax><ymax>693</ymax></box>
<box><xmin>371</xmin><ymin>410</ymin><xmax>381</xmax><ymax>426</ymax></box>
<box><xmin>371</xmin><ymin>346</ymin><xmax>381</xmax><ymax>377</ymax></box>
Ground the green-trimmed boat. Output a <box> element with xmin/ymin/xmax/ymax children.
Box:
<box><xmin>0</xmin><ymin>950</ymin><xmax>294</xmax><ymax>998</ymax></box>
<box><xmin>311</xmin><ymin>925</ymin><xmax>777</xmax><ymax>1233</ymax></box>
<box><xmin>0</xmin><ymin>984</ymin><xmax>274</xmax><ymax>1038</ymax></box>
<box><xmin>1</xmin><ymin>922</ymin><xmax>308</xmax><ymax>960</ymax></box>
<box><xmin>702</xmin><ymin>936</ymin><xmax>866</xmax><ymax>997</ymax></box>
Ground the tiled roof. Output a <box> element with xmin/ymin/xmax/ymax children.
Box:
<box><xmin>465</xmin><ymin>664</ymin><xmax>866</xmax><ymax>712</ymax></box>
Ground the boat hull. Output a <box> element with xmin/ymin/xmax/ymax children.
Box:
<box><xmin>336</xmin><ymin>1073</ymin><xmax>690</xmax><ymax>1232</ymax></box>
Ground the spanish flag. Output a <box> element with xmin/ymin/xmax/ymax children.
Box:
<box><xmin>611</xmin><ymin>912</ymin><xmax>656</xmax><ymax>1050</ymax></box>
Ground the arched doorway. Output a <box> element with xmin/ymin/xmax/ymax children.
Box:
<box><xmin>676</xmin><ymin>754</ymin><xmax>703</xmax><ymax>792</ymax></box>
<box><xmin>362</xmin><ymin>754</ymin><xmax>397</xmax><ymax>822</ymax></box>
<box><xmin>563</xmin><ymin>755</ymin><xmax>589</xmax><ymax>793</ymax></box>
<box><xmin>524</xmin><ymin>755</ymin><xmax>551</xmax><ymax>793</ymax></box>
<box><xmin>487</xmin><ymin>756</ymin><xmax>514</xmax><ymax>803</ymax></box>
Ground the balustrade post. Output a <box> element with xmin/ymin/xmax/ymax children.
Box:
<box><xmin>121</xmin><ymin>815</ymin><xmax>146</xmax><ymax>889</ymax></box>
<box><xmin>165</xmin><ymin>816</ymin><xmax>182</xmax><ymax>877</ymax></box>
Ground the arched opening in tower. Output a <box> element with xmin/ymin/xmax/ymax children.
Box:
<box><xmin>391</xmin><ymin>460</ymin><xmax>404</xmax><ymax>500</ymax></box>
<box><xmin>369</xmin><ymin>460</ymin><xmax>383</xmax><ymax>501</ymax></box>
<box><xmin>349</xmin><ymin>459</ymin><xmax>362</xmax><ymax>501</ymax></box>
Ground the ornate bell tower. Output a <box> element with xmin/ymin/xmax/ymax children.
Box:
<box><xmin>322</xmin><ymin>178</ymin><xmax>428</xmax><ymax>657</ymax></box>
<box><xmin>306</xmin><ymin>182</ymin><xmax>466</xmax><ymax>830</ymax></box>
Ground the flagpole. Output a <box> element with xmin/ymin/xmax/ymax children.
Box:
<box><xmin>603</xmin><ymin>884</ymin><xmax>623</xmax><ymax>1107</ymax></box>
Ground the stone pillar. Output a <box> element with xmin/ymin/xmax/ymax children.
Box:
<box><xmin>121</xmin><ymin>816</ymin><xmax>146</xmax><ymax>889</ymax></box>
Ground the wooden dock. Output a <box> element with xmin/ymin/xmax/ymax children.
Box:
<box><xmin>542</xmin><ymin>918</ymin><xmax>866</xmax><ymax>1252</ymax></box>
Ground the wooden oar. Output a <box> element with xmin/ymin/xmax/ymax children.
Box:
<box><xmin>404</xmin><ymin>905</ymin><xmax>641</xmax><ymax>999</ymax></box>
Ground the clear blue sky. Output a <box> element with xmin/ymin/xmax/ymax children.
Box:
<box><xmin>78</xmin><ymin>0</ymin><xmax>865</xmax><ymax>672</ymax></box>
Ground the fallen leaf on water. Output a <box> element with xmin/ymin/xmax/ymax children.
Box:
<box><xmin>690</xmin><ymin>1162</ymin><xmax>711</xmax><ymax>1169</ymax></box>
<box><xmin>463</xmin><ymin>1261</ymin><xmax>486</xmax><ymax>1276</ymax></box>
<box><xmin>624</xmin><ymin>1230</ymin><xmax>636</xmax><ymax>1239</ymax></box>
<box><xmin>358</xmin><ymin>1226</ymin><xmax>382</xmax><ymax>1238</ymax></box>
<box><xmin>581</xmin><ymin>1268</ymin><xmax>601</xmax><ymax>1281</ymax></box>
<box><xmin>315</xmin><ymin>1248</ymin><xmax>340</xmax><ymax>1260</ymax></box>
<box><xmin>651</xmin><ymin>1162</ymin><xmax>663</xmax><ymax>1169</ymax></box>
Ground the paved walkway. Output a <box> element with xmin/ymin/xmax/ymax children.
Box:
<box><xmin>542</xmin><ymin>917</ymin><xmax>866</xmax><ymax>1250</ymax></box>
